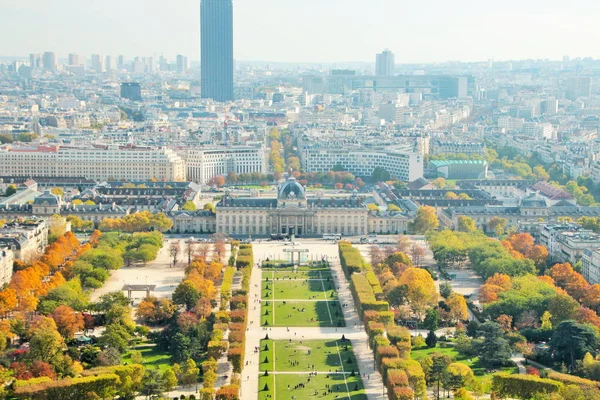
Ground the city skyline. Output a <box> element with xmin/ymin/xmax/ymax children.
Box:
<box><xmin>2</xmin><ymin>0</ymin><xmax>600</xmax><ymax>64</ymax></box>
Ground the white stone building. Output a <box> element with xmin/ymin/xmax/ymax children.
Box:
<box><xmin>0</xmin><ymin>144</ymin><xmax>186</xmax><ymax>181</ymax></box>
<box><xmin>187</xmin><ymin>146</ymin><xmax>266</xmax><ymax>185</ymax></box>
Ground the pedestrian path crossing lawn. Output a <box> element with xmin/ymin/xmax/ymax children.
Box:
<box><xmin>257</xmin><ymin>339</ymin><xmax>367</xmax><ymax>400</ymax></box>
<box><xmin>260</xmin><ymin>300</ymin><xmax>345</xmax><ymax>327</ymax></box>
<box><xmin>261</xmin><ymin>267</ymin><xmax>333</xmax><ymax>280</ymax></box>
<box><xmin>260</xmin><ymin>267</ymin><xmax>345</xmax><ymax>327</ymax></box>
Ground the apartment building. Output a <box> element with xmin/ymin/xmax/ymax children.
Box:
<box><xmin>300</xmin><ymin>146</ymin><xmax>423</xmax><ymax>181</ymax></box>
<box><xmin>187</xmin><ymin>146</ymin><xmax>266</xmax><ymax>185</ymax></box>
<box><xmin>0</xmin><ymin>219</ymin><xmax>48</xmax><ymax>264</ymax></box>
<box><xmin>0</xmin><ymin>144</ymin><xmax>186</xmax><ymax>181</ymax></box>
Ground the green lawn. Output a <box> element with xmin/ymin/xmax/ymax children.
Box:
<box><xmin>262</xmin><ymin>280</ymin><xmax>338</xmax><ymax>300</ymax></box>
<box><xmin>262</xmin><ymin>267</ymin><xmax>332</xmax><ymax>279</ymax></box>
<box><xmin>259</xmin><ymin>339</ymin><xmax>358</xmax><ymax>372</ymax></box>
<box><xmin>261</xmin><ymin>300</ymin><xmax>345</xmax><ymax>327</ymax></box>
<box><xmin>261</xmin><ymin>268</ymin><xmax>344</xmax><ymax>327</ymax></box>
<box><xmin>411</xmin><ymin>344</ymin><xmax>518</xmax><ymax>391</ymax></box>
<box><xmin>258</xmin><ymin>339</ymin><xmax>367</xmax><ymax>400</ymax></box>
<box><xmin>258</xmin><ymin>373</ymin><xmax>367</xmax><ymax>400</ymax></box>
<box><xmin>122</xmin><ymin>342</ymin><xmax>171</xmax><ymax>373</ymax></box>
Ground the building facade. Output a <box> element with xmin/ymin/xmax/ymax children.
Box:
<box><xmin>216</xmin><ymin>178</ymin><xmax>368</xmax><ymax>236</ymax></box>
<box><xmin>0</xmin><ymin>145</ymin><xmax>186</xmax><ymax>182</ymax></box>
<box><xmin>300</xmin><ymin>146</ymin><xmax>423</xmax><ymax>182</ymax></box>
<box><xmin>200</xmin><ymin>0</ymin><xmax>234</xmax><ymax>102</ymax></box>
<box><xmin>376</xmin><ymin>49</ymin><xmax>395</xmax><ymax>76</ymax></box>
<box><xmin>187</xmin><ymin>146</ymin><xmax>266</xmax><ymax>185</ymax></box>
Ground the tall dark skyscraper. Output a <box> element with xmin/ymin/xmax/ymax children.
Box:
<box><xmin>200</xmin><ymin>0</ymin><xmax>234</xmax><ymax>102</ymax></box>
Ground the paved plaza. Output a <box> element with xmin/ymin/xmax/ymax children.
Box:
<box><xmin>241</xmin><ymin>240</ymin><xmax>384</xmax><ymax>400</ymax></box>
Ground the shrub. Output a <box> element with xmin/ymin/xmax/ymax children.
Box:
<box><xmin>492</xmin><ymin>373</ymin><xmax>562</xmax><ymax>399</ymax></box>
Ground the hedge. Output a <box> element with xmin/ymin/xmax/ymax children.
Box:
<box><xmin>339</xmin><ymin>241</ymin><xmax>367</xmax><ymax>276</ymax></box>
<box><xmin>221</xmin><ymin>267</ymin><xmax>236</xmax><ymax>302</ymax></box>
<box><xmin>365</xmin><ymin>271</ymin><xmax>384</xmax><ymax>296</ymax></box>
<box><xmin>230</xmin><ymin>295</ymin><xmax>248</xmax><ymax>310</ymax></box>
<box><xmin>391</xmin><ymin>386</ymin><xmax>414</xmax><ymax>400</ymax></box>
<box><xmin>228</xmin><ymin>347</ymin><xmax>244</xmax><ymax>373</ymax></box>
<box><xmin>387</xmin><ymin>369</ymin><xmax>409</xmax><ymax>388</ymax></box>
<box><xmin>492</xmin><ymin>373</ymin><xmax>562</xmax><ymax>399</ymax></box>
<box><xmin>81</xmin><ymin>364</ymin><xmax>144</xmax><ymax>392</ymax></box>
<box><xmin>14</xmin><ymin>373</ymin><xmax>120</xmax><ymax>399</ymax></box>
<box><xmin>546</xmin><ymin>371</ymin><xmax>600</xmax><ymax>389</ymax></box>
<box><xmin>387</xmin><ymin>326</ymin><xmax>411</xmax><ymax>345</ymax></box>
<box><xmin>215</xmin><ymin>384</ymin><xmax>240</xmax><ymax>400</ymax></box>
<box><xmin>351</xmin><ymin>274</ymin><xmax>389</xmax><ymax>316</ymax></box>
<box><xmin>226</xmin><ymin>244</ymin><xmax>252</xmax><ymax>383</ymax></box>
<box><xmin>208</xmin><ymin>341</ymin><xmax>229</xmax><ymax>359</ymax></box>
<box><xmin>230</xmin><ymin>309</ymin><xmax>247</xmax><ymax>323</ymax></box>
<box><xmin>376</xmin><ymin>346</ymin><xmax>400</xmax><ymax>368</ymax></box>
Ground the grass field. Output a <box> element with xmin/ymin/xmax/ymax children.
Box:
<box><xmin>411</xmin><ymin>344</ymin><xmax>519</xmax><ymax>390</ymax></box>
<box><xmin>261</xmin><ymin>300</ymin><xmax>345</xmax><ymax>327</ymax></box>
<box><xmin>262</xmin><ymin>280</ymin><xmax>338</xmax><ymax>300</ymax></box>
<box><xmin>258</xmin><ymin>339</ymin><xmax>367</xmax><ymax>400</ymax></box>
<box><xmin>261</xmin><ymin>267</ymin><xmax>345</xmax><ymax>327</ymax></box>
<box><xmin>122</xmin><ymin>342</ymin><xmax>171</xmax><ymax>373</ymax></box>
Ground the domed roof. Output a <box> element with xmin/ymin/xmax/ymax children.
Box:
<box><xmin>278</xmin><ymin>177</ymin><xmax>305</xmax><ymax>199</ymax></box>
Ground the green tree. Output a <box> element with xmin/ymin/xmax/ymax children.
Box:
<box><xmin>203</xmin><ymin>203</ymin><xmax>216</xmax><ymax>214</ymax></box>
<box><xmin>162</xmin><ymin>368</ymin><xmax>178</xmax><ymax>393</ymax></box>
<box><xmin>100</xmin><ymin>324</ymin><xmax>132</xmax><ymax>352</ymax></box>
<box><xmin>181</xmin><ymin>358</ymin><xmax>200</xmax><ymax>387</ymax></box>
<box><xmin>476</xmin><ymin>322</ymin><xmax>512</xmax><ymax>368</ymax></box>
<box><xmin>487</xmin><ymin>217</ymin><xmax>507</xmax><ymax>236</ymax></box>
<box><xmin>140</xmin><ymin>369</ymin><xmax>163</xmax><ymax>398</ymax></box>
<box><xmin>427</xmin><ymin>352</ymin><xmax>452</xmax><ymax>400</ymax></box>
<box><xmin>551</xmin><ymin>320</ymin><xmax>599</xmax><ymax>371</ymax></box>
<box><xmin>181</xmin><ymin>201</ymin><xmax>197</xmax><ymax>211</ymax></box>
<box><xmin>51</xmin><ymin>187</ymin><xmax>64</xmax><ymax>197</ymax></box>
<box><xmin>5</xmin><ymin>184</ymin><xmax>16</xmax><ymax>197</ymax></box>
<box><xmin>439</xmin><ymin>282</ymin><xmax>453</xmax><ymax>299</ymax></box>
<box><xmin>426</xmin><ymin>330</ymin><xmax>438</xmax><ymax>349</ymax></box>
<box><xmin>457</xmin><ymin>216</ymin><xmax>476</xmax><ymax>232</ymax></box>
<box><xmin>372</xmin><ymin>166</ymin><xmax>391</xmax><ymax>182</ymax></box>
<box><xmin>172</xmin><ymin>280</ymin><xmax>202</xmax><ymax>311</ymax></box>
<box><xmin>423</xmin><ymin>308</ymin><xmax>441</xmax><ymax>331</ymax></box>
<box><xmin>29</xmin><ymin>326</ymin><xmax>65</xmax><ymax>365</ymax></box>
<box><xmin>548</xmin><ymin>294</ymin><xmax>579</xmax><ymax>325</ymax></box>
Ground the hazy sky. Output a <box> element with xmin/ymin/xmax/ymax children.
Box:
<box><xmin>2</xmin><ymin>0</ymin><xmax>600</xmax><ymax>63</ymax></box>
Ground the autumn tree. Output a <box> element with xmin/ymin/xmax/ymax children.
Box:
<box><xmin>447</xmin><ymin>293</ymin><xmax>469</xmax><ymax>322</ymax></box>
<box><xmin>431</xmin><ymin>178</ymin><xmax>446</xmax><ymax>189</ymax></box>
<box><xmin>398</xmin><ymin>267</ymin><xmax>438</xmax><ymax>320</ymax></box>
<box><xmin>410</xmin><ymin>206</ymin><xmax>439</xmax><ymax>234</ymax></box>
<box><xmin>51</xmin><ymin>305</ymin><xmax>84</xmax><ymax>339</ymax></box>
<box><xmin>181</xmin><ymin>201</ymin><xmax>197</xmax><ymax>211</ymax></box>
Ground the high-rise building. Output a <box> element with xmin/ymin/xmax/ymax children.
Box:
<box><xmin>105</xmin><ymin>55</ymin><xmax>114</xmax><ymax>71</ymax></box>
<box><xmin>201</xmin><ymin>0</ymin><xmax>234</xmax><ymax>102</ymax></box>
<box><xmin>42</xmin><ymin>52</ymin><xmax>57</xmax><ymax>72</ymax></box>
<box><xmin>117</xmin><ymin>55</ymin><xmax>125</xmax><ymax>70</ymax></box>
<box><xmin>375</xmin><ymin>49</ymin><xmax>395</xmax><ymax>76</ymax></box>
<box><xmin>29</xmin><ymin>53</ymin><xmax>41</xmax><ymax>69</ymax></box>
<box><xmin>120</xmin><ymin>82</ymin><xmax>142</xmax><ymax>101</ymax></box>
<box><xmin>91</xmin><ymin>54</ymin><xmax>105</xmax><ymax>73</ymax></box>
<box><xmin>176</xmin><ymin>54</ymin><xmax>188</xmax><ymax>74</ymax></box>
<box><xmin>68</xmin><ymin>53</ymin><xmax>81</xmax><ymax>66</ymax></box>
<box><xmin>566</xmin><ymin>77</ymin><xmax>592</xmax><ymax>100</ymax></box>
